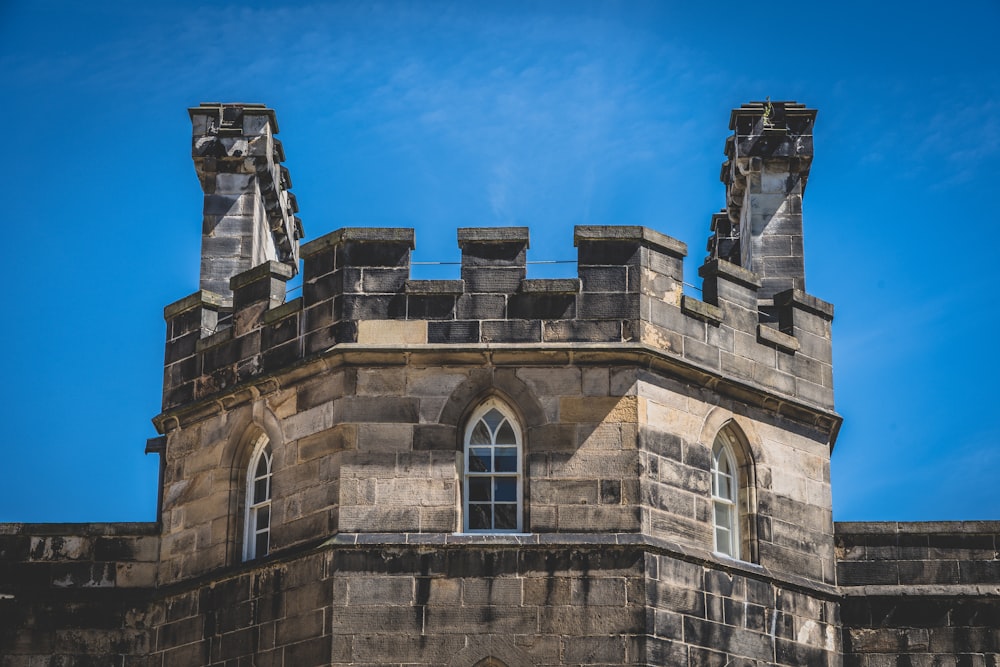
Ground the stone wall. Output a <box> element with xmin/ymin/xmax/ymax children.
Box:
<box><xmin>647</xmin><ymin>550</ymin><xmax>840</xmax><ymax>666</ymax></box>
<box><xmin>152</xmin><ymin>344</ymin><xmax>838</xmax><ymax>588</ymax></box>
<box><xmin>0</xmin><ymin>522</ymin><xmax>158</xmax><ymax>665</ymax></box>
<box><xmin>4</xmin><ymin>536</ymin><xmax>833</xmax><ymax>666</ymax></box>
<box><xmin>150</xmin><ymin>538</ymin><xmax>844</xmax><ymax>666</ymax></box>
<box><xmin>147</xmin><ymin>540</ymin><xmax>645</xmax><ymax>666</ymax></box>
<box><xmin>0</xmin><ymin>527</ymin><xmax>843</xmax><ymax>666</ymax></box>
<box><xmin>836</xmin><ymin>522</ymin><xmax>1000</xmax><ymax>665</ymax></box>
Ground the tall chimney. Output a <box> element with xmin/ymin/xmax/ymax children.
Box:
<box><xmin>708</xmin><ymin>101</ymin><xmax>816</xmax><ymax>304</ymax></box>
<box><xmin>188</xmin><ymin>103</ymin><xmax>302</xmax><ymax>304</ymax></box>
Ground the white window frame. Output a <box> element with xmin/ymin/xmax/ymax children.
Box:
<box><xmin>711</xmin><ymin>432</ymin><xmax>740</xmax><ymax>558</ymax></box>
<box><xmin>463</xmin><ymin>400</ymin><xmax>523</xmax><ymax>534</ymax></box>
<box><xmin>243</xmin><ymin>435</ymin><xmax>273</xmax><ymax>561</ymax></box>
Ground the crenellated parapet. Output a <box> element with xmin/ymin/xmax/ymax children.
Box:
<box><xmin>189</xmin><ymin>103</ymin><xmax>303</xmax><ymax>303</ymax></box>
<box><xmin>160</xmin><ymin>225</ymin><xmax>834</xmax><ymax>413</ymax></box>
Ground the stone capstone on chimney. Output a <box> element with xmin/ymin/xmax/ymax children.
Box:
<box><xmin>189</xmin><ymin>103</ymin><xmax>303</xmax><ymax>305</ymax></box>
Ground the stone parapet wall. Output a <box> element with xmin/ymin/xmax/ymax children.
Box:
<box><xmin>0</xmin><ymin>531</ymin><xmax>842</xmax><ymax>665</ymax></box>
<box><xmin>646</xmin><ymin>550</ymin><xmax>840</xmax><ymax>666</ymax></box>
<box><xmin>0</xmin><ymin>522</ymin><xmax>160</xmax><ymax>590</ymax></box>
<box><xmin>836</xmin><ymin>521</ymin><xmax>1000</xmax><ymax>665</ymax></box>
<box><xmin>160</xmin><ymin>225</ymin><xmax>834</xmax><ymax>414</ymax></box>
<box><xmin>147</xmin><ymin>538</ymin><xmax>840</xmax><ymax>666</ymax></box>
<box><xmin>0</xmin><ymin>536</ymin><xmax>839</xmax><ymax>666</ymax></box>
<box><xmin>0</xmin><ymin>523</ymin><xmax>159</xmax><ymax>664</ymax></box>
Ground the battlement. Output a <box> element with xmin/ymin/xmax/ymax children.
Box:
<box><xmin>160</xmin><ymin>100</ymin><xmax>833</xmax><ymax>420</ymax></box>
<box><xmin>160</xmin><ymin>224</ymin><xmax>833</xmax><ymax>414</ymax></box>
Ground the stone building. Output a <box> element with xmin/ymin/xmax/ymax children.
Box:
<box><xmin>1</xmin><ymin>101</ymin><xmax>998</xmax><ymax>666</ymax></box>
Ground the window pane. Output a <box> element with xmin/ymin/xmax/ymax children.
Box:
<box><xmin>469</xmin><ymin>447</ymin><xmax>491</xmax><ymax>472</ymax></box>
<box><xmin>494</xmin><ymin>504</ymin><xmax>517</xmax><ymax>530</ymax></box>
<box><xmin>469</xmin><ymin>477</ymin><xmax>491</xmax><ymax>501</ymax></box>
<box><xmin>254</xmin><ymin>477</ymin><xmax>269</xmax><ymax>504</ymax></box>
<box><xmin>470</xmin><ymin>421</ymin><xmax>491</xmax><ymax>445</ymax></box>
<box><xmin>255</xmin><ymin>531</ymin><xmax>269</xmax><ymax>558</ymax></box>
<box><xmin>482</xmin><ymin>409</ymin><xmax>504</xmax><ymax>433</ymax></box>
<box><xmin>715</xmin><ymin>527</ymin><xmax>732</xmax><ymax>556</ymax></box>
<box><xmin>468</xmin><ymin>504</ymin><xmax>491</xmax><ymax>530</ymax></box>
<box><xmin>496</xmin><ymin>422</ymin><xmax>516</xmax><ymax>445</ymax></box>
<box><xmin>255</xmin><ymin>453</ymin><xmax>270</xmax><ymax>479</ymax></box>
<box><xmin>256</xmin><ymin>505</ymin><xmax>270</xmax><ymax>532</ymax></box>
<box><xmin>714</xmin><ymin>502</ymin><xmax>731</xmax><ymax>528</ymax></box>
<box><xmin>494</xmin><ymin>447</ymin><xmax>517</xmax><ymax>472</ymax></box>
<box><xmin>718</xmin><ymin>454</ymin><xmax>731</xmax><ymax>476</ymax></box>
<box><xmin>718</xmin><ymin>473</ymin><xmax>733</xmax><ymax>500</ymax></box>
<box><xmin>494</xmin><ymin>477</ymin><xmax>516</xmax><ymax>502</ymax></box>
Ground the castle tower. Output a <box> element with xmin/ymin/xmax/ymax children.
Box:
<box><xmin>148</xmin><ymin>100</ymin><xmax>843</xmax><ymax>666</ymax></box>
<box><xmin>0</xmin><ymin>101</ymin><xmax>875</xmax><ymax>667</ymax></box>
<box><xmin>3</xmin><ymin>101</ymin><xmax>996</xmax><ymax>667</ymax></box>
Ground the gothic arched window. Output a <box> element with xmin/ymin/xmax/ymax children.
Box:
<box><xmin>243</xmin><ymin>436</ymin><xmax>273</xmax><ymax>560</ymax></box>
<box><xmin>464</xmin><ymin>400</ymin><xmax>523</xmax><ymax>533</ymax></box>
<box><xmin>711</xmin><ymin>431</ymin><xmax>740</xmax><ymax>558</ymax></box>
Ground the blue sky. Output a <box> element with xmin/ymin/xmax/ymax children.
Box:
<box><xmin>1</xmin><ymin>1</ymin><xmax>997</xmax><ymax>523</ymax></box>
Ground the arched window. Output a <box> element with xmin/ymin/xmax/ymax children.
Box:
<box><xmin>711</xmin><ymin>430</ymin><xmax>741</xmax><ymax>558</ymax></box>
<box><xmin>243</xmin><ymin>436</ymin><xmax>272</xmax><ymax>560</ymax></box>
<box><xmin>464</xmin><ymin>400</ymin><xmax>523</xmax><ymax>533</ymax></box>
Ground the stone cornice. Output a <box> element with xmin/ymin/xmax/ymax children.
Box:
<box><xmin>153</xmin><ymin>341</ymin><xmax>842</xmax><ymax>445</ymax></box>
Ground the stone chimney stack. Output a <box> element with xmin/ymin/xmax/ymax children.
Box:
<box><xmin>188</xmin><ymin>103</ymin><xmax>302</xmax><ymax>304</ymax></box>
<box><xmin>708</xmin><ymin>101</ymin><xmax>816</xmax><ymax>304</ymax></box>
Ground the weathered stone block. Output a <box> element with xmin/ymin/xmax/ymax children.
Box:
<box><xmin>336</xmin><ymin>397</ymin><xmax>419</xmax><ymax>423</ymax></box>
<box><xmin>455</xmin><ymin>293</ymin><xmax>506</xmax><ymax>319</ymax></box>
<box><xmin>578</xmin><ymin>292</ymin><xmax>639</xmax><ymax>319</ymax></box>
<box><xmin>428</xmin><ymin>320</ymin><xmax>479</xmax><ymax>343</ymax></box>
<box><xmin>507</xmin><ymin>293</ymin><xmax>575</xmax><ymax>320</ymax></box>
<box><xmin>406</xmin><ymin>294</ymin><xmax>458</xmax><ymax>319</ymax></box>
<box><xmin>542</xmin><ymin>319</ymin><xmax>622</xmax><ymax>342</ymax></box>
<box><xmin>461</xmin><ymin>267</ymin><xmax>524</xmax><ymax>293</ymax></box>
<box><xmin>481</xmin><ymin>319</ymin><xmax>541</xmax><ymax>343</ymax></box>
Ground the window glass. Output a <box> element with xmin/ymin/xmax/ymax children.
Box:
<box><xmin>494</xmin><ymin>447</ymin><xmax>517</xmax><ymax>472</ymax></box>
<box><xmin>470</xmin><ymin>421</ymin><xmax>491</xmax><ymax>445</ymax></box>
<box><xmin>469</xmin><ymin>447</ymin><xmax>491</xmax><ymax>472</ymax></box>
<box><xmin>494</xmin><ymin>504</ymin><xmax>517</xmax><ymax>530</ymax></box>
<box><xmin>468</xmin><ymin>504</ymin><xmax>490</xmax><ymax>530</ymax></box>
<box><xmin>494</xmin><ymin>477</ymin><xmax>517</xmax><ymax>502</ymax></box>
<box><xmin>482</xmin><ymin>408</ymin><xmax>504</xmax><ymax>432</ymax></box>
<box><xmin>496</xmin><ymin>422</ymin><xmax>516</xmax><ymax>444</ymax></box>
<box><xmin>469</xmin><ymin>477</ymin><xmax>491</xmax><ymax>501</ymax></box>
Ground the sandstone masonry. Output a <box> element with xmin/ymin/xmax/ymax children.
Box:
<box><xmin>1</xmin><ymin>101</ymin><xmax>995</xmax><ymax>667</ymax></box>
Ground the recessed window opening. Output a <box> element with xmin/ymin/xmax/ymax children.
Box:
<box><xmin>473</xmin><ymin>659</ymin><xmax>509</xmax><ymax>667</ymax></box>
<box><xmin>711</xmin><ymin>431</ymin><xmax>740</xmax><ymax>558</ymax></box>
<box><xmin>464</xmin><ymin>400</ymin><xmax>523</xmax><ymax>533</ymax></box>
<box><xmin>244</xmin><ymin>436</ymin><xmax>272</xmax><ymax>561</ymax></box>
